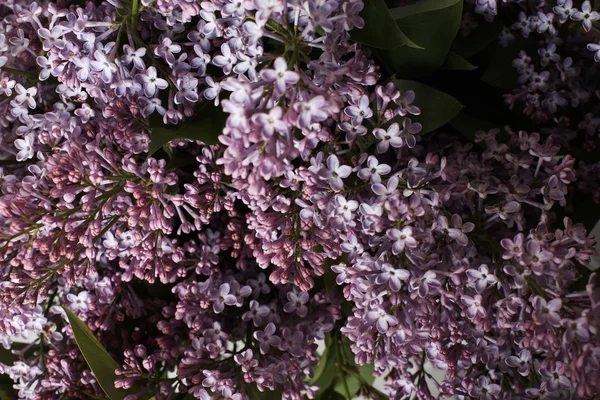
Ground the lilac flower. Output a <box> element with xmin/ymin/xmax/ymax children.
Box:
<box><xmin>0</xmin><ymin>77</ymin><xmax>15</xmax><ymax>96</ymax></box>
<box><xmin>400</xmin><ymin>118</ymin><xmax>421</xmax><ymax>148</ymax></box>
<box><xmin>74</xmin><ymin>103</ymin><xmax>95</xmax><ymax>123</ymax></box>
<box><xmin>562</xmin><ymin>318</ymin><xmax>590</xmax><ymax>343</ymax></box>
<box><xmin>251</xmin><ymin>107</ymin><xmax>288</xmax><ymax>138</ymax></box>
<box><xmin>203</xmin><ymin>77</ymin><xmax>221</xmax><ymax>105</ymax></box>
<box><xmin>121</xmin><ymin>45</ymin><xmax>147</xmax><ymax>70</ymax></box>
<box><xmin>500</xmin><ymin>233</ymin><xmax>525</xmax><ymax>260</ymax></box>
<box><xmin>139</xmin><ymin>97</ymin><xmax>166</xmax><ymax>117</ymax></box>
<box><xmin>358</xmin><ymin>155</ymin><xmax>391</xmax><ymax>183</ymax></box>
<box><xmin>436</xmin><ymin>215</ymin><xmax>474</xmax><ymax>246</ymax></box>
<box><xmin>523</xmin><ymin>240</ymin><xmax>552</xmax><ymax>275</ymax></box>
<box><xmin>14</xmin><ymin>134</ymin><xmax>35</xmax><ymax>161</ymax></box>
<box><xmin>331</xmin><ymin>263</ymin><xmax>350</xmax><ymax>285</ymax></box>
<box><xmin>461</xmin><ymin>294</ymin><xmax>487</xmax><ymax>319</ymax></box>
<box><xmin>366</xmin><ymin>307</ymin><xmax>398</xmax><ymax>334</ymax></box>
<box><xmin>212</xmin><ymin>283</ymin><xmax>238</xmax><ymax>313</ymax></box>
<box><xmin>540</xmin><ymin>363</ymin><xmax>571</xmax><ymax>391</ymax></box>
<box><xmin>344</xmin><ymin>95</ymin><xmax>373</xmax><ymax>126</ymax></box>
<box><xmin>37</xmin><ymin>26</ymin><xmax>66</xmax><ymax>51</ymax></box>
<box><xmin>66</xmin><ymin>292</ymin><xmax>89</xmax><ymax>313</ymax></box>
<box><xmin>212</xmin><ymin>43</ymin><xmax>237</xmax><ymax>74</ymax></box>
<box><xmin>373</xmin><ymin>123</ymin><xmax>403</xmax><ymax>153</ymax></box>
<box><xmin>506</xmin><ymin>349</ymin><xmax>532</xmax><ymax>376</ymax></box>
<box><xmin>533</xmin><ymin>297</ymin><xmax>562</xmax><ymax>327</ymax></box>
<box><xmin>466</xmin><ymin>264</ymin><xmax>498</xmax><ymax>293</ymax></box>
<box><xmin>470</xmin><ymin>376</ymin><xmax>501</xmax><ymax>400</ymax></box>
<box><xmin>9</xmin><ymin>29</ymin><xmax>31</xmax><ymax>56</ymax></box>
<box><xmin>283</xmin><ymin>291</ymin><xmax>309</xmax><ymax>317</ymax></box>
<box><xmin>135</xmin><ymin>67</ymin><xmax>169</xmax><ymax>98</ymax></box>
<box><xmin>395</xmin><ymin>90</ymin><xmax>420</xmax><ymax>116</ymax></box>
<box><xmin>174</xmin><ymin>76</ymin><xmax>199</xmax><ymax>105</ymax></box>
<box><xmin>294</xmin><ymin>96</ymin><xmax>331</xmax><ymax>128</ymax></box>
<box><xmin>588</xmin><ymin>43</ymin><xmax>600</xmax><ymax>62</ymax></box>
<box><xmin>572</xmin><ymin>1</ymin><xmax>600</xmax><ymax>31</ymax></box>
<box><xmin>89</xmin><ymin>50</ymin><xmax>117</xmax><ymax>83</ymax></box>
<box><xmin>335</xmin><ymin>195</ymin><xmax>358</xmax><ymax>221</ymax></box>
<box><xmin>411</xmin><ymin>271</ymin><xmax>441</xmax><ymax>298</ymax></box>
<box><xmin>375</xmin><ymin>263</ymin><xmax>410</xmax><ymax>291</ymax></box>
<box><xmin>553</xmin><ymin>0</ymin><xmax>575</xmax><ymax>23</ymax></box>
<box><xmin>154</xmin><ymin>37</ymin><xmax>182</xmax><ymax>65</ymax></box>
<box><xmin>386</xmin><ymin>227</ymin><xmax>417</xmax><ymax>255</ymax></box>
<box><xmin>319</xmin><ymin>155</ymin><xmax>352</xmax><ymax>192</ymax></box>
<box><xmin>260</xmin><ymin>57</ymin><xmax>299</xmax><ymax>95</ymax></box>
<box><xmin>253</xmin><ymin>323</ymin><xmax>281</xmax><ymax>354</ymax></box>
<box><xmin>242</xmin><ymin>300</ymin><xmax>270</xmax><ymax>326</ymax></box>
<box><xmin>278</xmin><ymin>328</ymin><xmax>304</xmax><ymax>357</ymax></box>
<box><xmin>14</xmin><ymin>84</ymin><xmax>37</xmax><ymax>109</ymax></box>
<box><xmin>371</xmin><ymin>175</ymin><xmax>399</xmax><ymax>197</ymax></box>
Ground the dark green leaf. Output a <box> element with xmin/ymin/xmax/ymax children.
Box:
<box><xmin>148</xmin><ymin>102</ymin><xmax>226</xmax><ymax>157</ymax></box>
<box><xmin>381</xmin><ymin>0</ymin><xmax>463</xmax><ymax>78</ymax></box>
<box><xmin>392</xmin><ymin>79</ymin><xmax>464</xmax><ymax>133</ymax></box>
<box><xmin>451</xmin><ymin>21</ymin><xmax>503</xmax><ymax>58</ymax></box>
<box><xmin>350</xmin><ymin>0</ymin><xmax>421</xmax><ymax>50</ymax></box>
<box><xmin>441</xmin><ymin>51</ymin><xmax>477</xmax><ymax>71</ymax></box>
<box><xmin>389</xmin><ymin>0</ymin><xmax>462</xmax><ymax>19</ymax></box>
<box><xmin>63</xmin><ymin>307</ymin><xmax>136</xmax><ymax>400</ymax></box>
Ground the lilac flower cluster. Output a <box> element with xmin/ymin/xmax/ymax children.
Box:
<box><xmin>463</xmin><ymin>0</ymin><xmax>600</xmax><ymax>217</ymax></box>
<box><xmin>0</xmin><ymin>0</ymin><xmax>598</xmax><ymax>399</ymax></box>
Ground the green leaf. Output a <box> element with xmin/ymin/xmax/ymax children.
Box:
<box><xmin>451</xmin><ymin>21</ymin><xmax>503</xmax><ymax>58</ymax></box>
<box><xmin>334</xmin><ymin>375</ymin><xmax>361</xmax><ymax>399</ymax></box>
<box><xmin>358</xmin><ymin>362</ymin><xmax>375</xmax><ymax>385</ymax></box>
<box><xmin>63</xmin><ymin>307</ymin><xmax>136</xmax><ymax>400</ymax></box>
<box><xmin>148</xmin><ymin>102</ymin><xmax>226</xmax><ymax>157</ymax></box>
<box><xmin>316</xmin><ymin>385</ymin><xmax>346</xmax><ymax>400</ymax></box>
<box><xmin>381</xmin><ymin>0</ymin><xmax>463</xmax><ymax>78</ymax></box>
<box><xmin>441</xmin><ymin>51</ymin><xmax>477</xmax><ymax>71</ymax></box>
<box><xmin>389</xmin><ymin>0</ymin><xmax>462</xmax><ymax>19</ymax></box>
<box><xmin>392</xmin><ymin>79</ymin><xmax>464</xmax><ymax>133</ymax></box>
<box><xmin>350</xmin><ymin>0</ymin><xmax>421</xmax><ymax>50</ymax></box>
<box><xmin>310</xmin><ymin>349</ymin><xmax>330</xmax><ymax>385</ymax></box>
<box><xmin>310</xmin><ymin>350</ymin><xmax>338</xmax><ymax>395</ymax></box>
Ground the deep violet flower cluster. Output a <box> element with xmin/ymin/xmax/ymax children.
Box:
<box><xmin>0</xmin><ymin>0</ymin><xmax>598</xmax><ymax>399</ymax></box>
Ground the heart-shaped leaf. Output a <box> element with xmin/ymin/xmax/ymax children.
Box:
<box><xmin>390</xmin><ymin>0</ymin><xmax>462</xmax><ymax>19</ymax></box>
<box><xmin>392</xmin><ymin>79</ymin><xmax>464</xmax><ymax>133</ymax></box>
<box><xmin>63</xmin><ymin>307</ymin><xmax>137</xmax><ymax>400</ymax></box>
<box><xmin>350</xmin><ymin>0</ymin><xmax>421</xmax><ymax>50</ymax></box>
<box><xmin>381</xmin><ymin>0</ymin><xmax>463</xmax><ymax>78</ymax></box>
<box><xmin>441</xmin><ymin>51</ymin><xmax>478</xmax><ymax>70</ymax></box>
<box><xmin>148</xmin><ymin>102</ymin><xmax>226</xmax><ymax>157</ymax></box>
